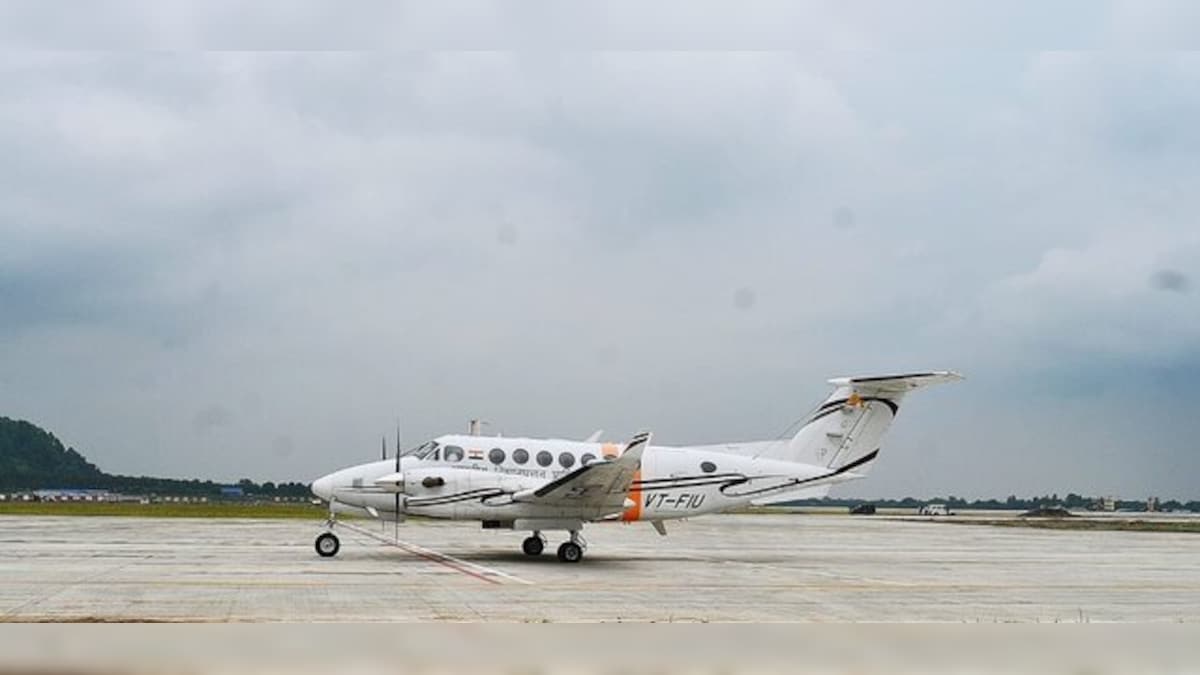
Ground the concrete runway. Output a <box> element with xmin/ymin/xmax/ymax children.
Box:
<box><xmin>2</xmin><ymin>514</ymin><xmax>1198</xmax><ymax>622</ymax></box>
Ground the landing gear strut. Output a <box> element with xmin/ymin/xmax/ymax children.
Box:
<box><xmin>556</xmin><ymin>530</ymin><xmax>586</xmax><ymax>563</ymax></box>
<box><xmin>521</xmin><ymin>532</ymin><xmax>546</xmax><ymax>556</ymax></box>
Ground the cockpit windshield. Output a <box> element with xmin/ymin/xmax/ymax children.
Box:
<box><xmin>404</xmin><ymin>440</ymin><xmax>440</xmax><ymax>460</ymax></box>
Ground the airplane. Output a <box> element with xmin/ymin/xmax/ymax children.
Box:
<box><xmin>310</xmin><ymin>371</ymin><xmax>962</xmax><ymax>563</ymax></box>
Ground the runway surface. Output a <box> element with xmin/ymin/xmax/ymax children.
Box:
<box><xmin>2</xmin><ymin>514</ymin><xmax>1198</xmax><ymax>622</ymax></box>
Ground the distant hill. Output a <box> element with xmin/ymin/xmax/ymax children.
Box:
<box><xmin>0</xmin><ymin>417</ymin><xmax>106</xmax><ymax>490</ymax></box>
<box><xmin>0</xmin><ymin>416</ymin><xmax>309</xmax><ymax>497</ymax></box>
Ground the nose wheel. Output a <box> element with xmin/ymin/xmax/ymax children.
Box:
<box><xmin>315</xmin><ymin>531</ymin><xmax>340</xmax><ymax>557</ymax></box>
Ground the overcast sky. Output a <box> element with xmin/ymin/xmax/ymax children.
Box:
<box><xmin>2</xmin><ymin>3</ymin><xmax>1198</xmax><ymax>498</ymax></box>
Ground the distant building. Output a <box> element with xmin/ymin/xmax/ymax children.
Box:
<box><xmin>33</xmin><ymin>489</ymin><xmax>117</xmax><ymax>502</ymax></box>
<box><xmin>1146</xmin><ymin>496</ymin><xmax>1159</xmax><ymax>512</ymax></box>
<box><xmin>919</xmin><ymin>503</ymin><xmax>949</xmax><ymax>516</ymax></box>
<box><xmin>220</xmin><ymin>486</ymin><xmax>245</xmax><ymax>499</ymax></box>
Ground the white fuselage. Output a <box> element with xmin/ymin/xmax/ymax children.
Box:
<box><xmin>313</xmin><ymin>434</ymin><xmax>836</xmax><ymax>525</ymax></box>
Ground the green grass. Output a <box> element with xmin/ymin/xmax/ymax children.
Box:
<box><xmin>0</xmin><ymin>501</ymin><xmax>327</xmax><ymax>519</ymax></box>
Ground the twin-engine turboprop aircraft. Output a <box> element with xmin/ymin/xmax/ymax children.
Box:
<box><xmin>310</xmin><ymin>372</ymin><xmax>961</xmax><ymax>562</ymax></box>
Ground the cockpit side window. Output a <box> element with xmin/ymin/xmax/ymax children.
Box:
<box><xmin>410</xmin><ymin>441</ymin><xmax>441</xmax><ymax>460</ymax></box>
<box><xmin>443</xmin><ymin>445</ymin><xmax>465</xmax><ymax>463</ymax></box>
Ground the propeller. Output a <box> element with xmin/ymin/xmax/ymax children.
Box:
<box><xmin>394</xmin><ymin>420</ymin><xmax>402</xmax><ymax>541</ymax></box>
<box><xmin>380</xmin><ymin>435</ymin><xmax>388</xmax><ymax>533</ymax></box>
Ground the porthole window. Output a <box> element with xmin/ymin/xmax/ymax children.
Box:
<box><xmin>488</xmin><ymin>448</ymin><xmax>506</xmax><ymax>465</ymax></box>
<box><xmin>558</xmin><ymin>452</ymin><xmax>576</xmax><ymax>469</ymax></box>
<box><xmin>536</xmin><ymin>451</ymin><xmax>553</xmax><ymax>467</ymax></box>
<box><xmin>581</xmin><ymin>453</ymin><xmax>597</xmax><ymax>466</ymax></box>
<box><xmin>513</xmin><ymin>448</ymin><xmax>529</xmax><ymax>464</ymax></box>
<box><xmin>700</xmin><ymin>461</ymin><xmax>717</xmax><ymax>473</ymax></box>
<box><xmin>443</xmin><ymin>445</ymin><xmax>465</xmax><ymax>462</ymax></box>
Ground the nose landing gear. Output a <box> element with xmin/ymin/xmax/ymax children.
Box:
<box><xmin>315</xmin><ymin>511</ymin><xmax>340</xmax><ymax>558</ymax></box>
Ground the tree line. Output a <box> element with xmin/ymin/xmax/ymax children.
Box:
<box><xmin>0</xmin><ymin>416</ymin><xmax>310</xmax><ymax>498</ymax></box>
<box><xmin>785</xmin><ymin>493</ymin><xmax>1200</xmax><ymax>512</ymax></box>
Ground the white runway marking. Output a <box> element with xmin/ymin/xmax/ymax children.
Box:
<box><xmin>337</xmin><ymin>521</ymin><xmax>533</xmax><ymax>585</ymax></box>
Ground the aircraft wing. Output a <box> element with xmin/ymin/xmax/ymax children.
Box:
<box><xmin>512</xmin><ymin>431</ymin><xmax>650</xmax><ymax>517</ymax></box>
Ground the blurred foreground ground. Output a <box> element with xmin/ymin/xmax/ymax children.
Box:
<box><xmin>2</xmin><ymin>513</ymin><xmax>1198</xmax><ymax>622</ymax></box>
<box><xmin>0</xmin><ymin>624</ymin><xmax>1198</xmax><ymax>675</ymax></box>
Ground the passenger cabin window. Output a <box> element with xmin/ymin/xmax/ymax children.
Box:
<box><xmin>581</xmin><ymin>453</ymin><xmax>597</xmax><ymax>466</ymax></box>
<box><xmin>513</xmin><ymin>448</ymin><xmax>529</xmax><ymax>464</ymax></box>
<box><xmin>443</xmin><ymin>445</ymin><xmax>465</xmax><ymax>463</ymax></box>
<box><xmin>536</xmin><ymin>450</ymin><xmax>553</xmax><ymax>467</ymax></box>
<box><xmin>558</xmin><ymin>452</ymin><xmax>575</xmax><ymax>469</ymax></box>
<box><xmin>489</xmin><ymin>448</ymin><xmax>505</xmax><ymax>465</ymax></box>
<box><xmin>700</xmin><ymin>461</ymin><xmax>717</xmax><ymax>473</ymax></box>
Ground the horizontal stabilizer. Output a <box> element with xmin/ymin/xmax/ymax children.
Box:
<box><xmin>827</xmin><ymin>371</ymin><xmax>963</xmax><ymax>393</ymax></box>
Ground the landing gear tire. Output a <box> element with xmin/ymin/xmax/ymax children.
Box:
<box><xmin>522</xmin><ymin>536</ymin><xmax>545</xmax><ymax>556</ymax></box>
<box><xmin>315</xmin><ymin>532</ymin><xmax>340</xmax><ymax>558</ymax></box>
<box><xmin>556</xmin><ymin>541</ymin><xmax>583</xmax><ymax>563</ymax></box>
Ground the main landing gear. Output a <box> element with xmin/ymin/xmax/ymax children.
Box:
<box><xmin>521</xmin><ymin>532</ymin><xmax>545</xmax><ymax>556</ymax></box>
<box><xmin>522</xmin><ymin>530</ymin><xmax>586</xmax><ymax>563</ymax></box>
<box><xmin>556</xmin><ymin>540</ymin><xmax>583</xmax><ymax>563</ymax></box>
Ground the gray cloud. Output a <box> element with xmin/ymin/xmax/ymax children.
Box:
<box><xmin>1151</xmin><ymin>269</ymin><xmax>1190</xmax><ymax>293</ymax></box>
<box><xmin>193</xmin><ymin>405</ymin><xmax>234</xmax><ymax>435</ymax></box>
<box><xmin>732</xmin><ymin>288</ymin><xmax>757</xmax><ymax>311</ymax></box>
<box><xmin>2</xmin><ymin>4</ymin><xmax>1200</xmax><ymax>500</ymax></box>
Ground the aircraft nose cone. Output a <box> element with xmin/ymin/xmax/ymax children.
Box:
<box><xmin>311</xmin><ymin>474</ymin><xmax>333</xmax><ymax>501</ymax></box>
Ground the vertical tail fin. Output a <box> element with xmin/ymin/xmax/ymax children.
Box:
<box><xmin>759</xmin><ymin>372</ymin><xmax>962</xmax><ymax>475</ymax></box>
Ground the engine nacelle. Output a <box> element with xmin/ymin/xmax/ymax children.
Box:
<box><xmin>402</xmin><ymin>466</ymin><xmax>474</xmax><ymax>496</ymax></box>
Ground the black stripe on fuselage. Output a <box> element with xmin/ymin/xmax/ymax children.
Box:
<box><xmin>406</xmin><ymin>488</ymin><xmax>507</xmax><ymax>507</ymax></box>
<box><xmin>638</xmin><ymin>478</ymin><xmax>753</xmax><ymax>493</ymax></box>
<box><xmin>635</xmin><ymin>472</ymin><xmax>744</xmax><ymax>486</ymax></box>
<box><xmin>718</xmin><ymin>448</ymin><xmax>881</xmax><ymax>498</ymax></box>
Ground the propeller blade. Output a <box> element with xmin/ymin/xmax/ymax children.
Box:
<box><xmin>381</xmin><ymin>435</ymin><xmax>387</xmax><ymax>461</ymax></box>
<box><xmin>395</xmin><ymin>420</ymin><xmax>402</xmax><ymax>541</ymax></box>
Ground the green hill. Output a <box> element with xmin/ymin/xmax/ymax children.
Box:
<box><xmin>0</xmin><ymin>417</ymin><xmax>106</xmax><ymax>490</ymax></box>
<box><xmin>0</xmin><ymin>416</ymin><xmax>309</xmax><ymax>497</ymax></box>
